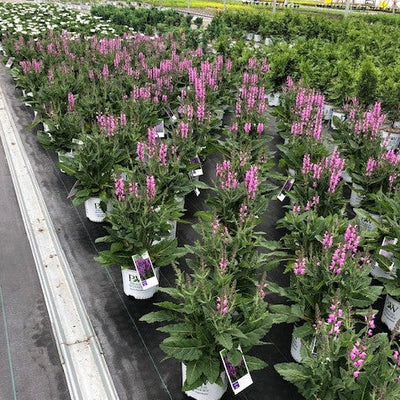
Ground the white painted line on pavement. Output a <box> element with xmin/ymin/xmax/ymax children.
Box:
<box><xmin>0</xmin><ymin>83</ymin><xmax>120</xmax><ymax>400</ymax></box>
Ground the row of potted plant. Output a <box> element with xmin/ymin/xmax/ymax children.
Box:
<box><xmin>2</xmin><ymin>3</ymin><xmax>399</xmax><ymax>399</ymax></box>
<box><xmin>265</xmin><ymin>80</ymin><xmax>400</xmax><ymax>398</ymax></box>
<box><xmin>1</xmin><ymin>12</ymin><xmax>287</xmax><ymax>397</ymax></box>
<box><xmin>204</xmin><ymin>8</ymin><xmax>400</xmax><ymax>123</ymax></box>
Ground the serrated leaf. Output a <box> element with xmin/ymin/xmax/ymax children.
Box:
<box><xmin>185</xmin><ymin>360</ymin><xmax>203</xmax><ymax>386</ymax></box>
<box><xmin>293</xmin><ymin>323</ymin><xmax>314</xmax><ymax>338</ymax></box>
<box><xmin>275</xmin><ymin>362</ymin><xmax>309</xmax><ymax>384</ymax></box>
<box><xmin>193</xmin><ymin>180</ymin><xmax>212</xmax><ymax>190</ymax></box>
<box><xmin>110</xmin><ymin>242</ymin><xmax>124</xmax><ymax>253</ymax></box>
<box><xmin>154</xmin><ymin>301</ymin><xmax>182</xmax><ymax>312</ymax></box>
<box><xmin>216</xmin><ymin>333</ymin><xmax>233</xmax><ymax>350</ymax></box>
<box><xmin>139</xmin><ymin>310</ymin><xmax>177</xmax><ymax>324</ymax></box>
<box><xmin>160</xmin><ymin>337</ymin><xmax>203</xmax><ymax>361</ymax></box>
<box><xmin>182</xmin><ymin>373</ymin><xmax>205</xmax><ymax>392</ymax></box>
<box><xmin>157</xmin><ymin>323</ymin><xmax>193</xmax><ymax>335</ymax></box>
<box><xmin>199</xmin><ymin>356</ymin><xmax>220</xmax><ymax>383</ymax></box>
<box><xmin>245</xmin><ymin>355</ymin><xmax>267</xmax><ymax>372</ymax></box>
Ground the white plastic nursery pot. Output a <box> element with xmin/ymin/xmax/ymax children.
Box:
<box><xmin>381</xmin><ymin>295</ymin><xmax>400</xmax><ymax>332</ymax></box>
<box><xmin>341</xmin><ymin>169</ymin><xmax>352</xmax><ymax>184</ymax></box>
<box><xmin>245</xmin><ymin>32</ymin><xmax>254</xmax><ymax>41</ymax></box>
<box><xmin>254</xmin><ymin>34</ymin><xmax>262</xmax><ymax>43</ymax></box>
<box><xmin>182</xmin><ymin>363</ymin><xmax>228</xmax><ymax>400</ymax></box>
<box><xmin>323</xmin><ymin>103</ymin><xmax>334</xmax><ymax>121</ymax></box>
<box><xmin>290</xmin><ymin>325</ymin><xmax>316</xmax><ymax>363</ymax></box>
<box><xmin>264</xmin><ymin>37</ymin><xmax>273</xmax><ymax>46</ymax></box>
<box><xmin>267</xmin><ymin>92</ymin><xmax>281</xmax><ymax>107</ymax></box>
<box><xmin>349</xmin><ymin>183</ymin><xmax>364</xmax><ymax>208</ymax></box>
<box><xmin>168</xmin><ymin>220</ymin><xmax>177</xmax><ymax>241</ymax></box>
<box><xmin>290</xmin><ymin>330</ymin><xmax>303</xmax><ymax>363</ymax></box>
<box><xmin>380</xmin><ymin>129</ymin><xmax>400</xmax><ymax>151</ymax></box>
<box><xmin>288</xmin><ymin>168</ymin><xmax>296</xmax><ymax>177</ymax></box>
<box><xmin>357</xmin><ymin>212</ymin><xmax>381</xmax><ymax>232</ymax></box>
<box><xmin>330</xmin><ymin>111</ymin><xmax>345</xmax><ymax>130</ymax></box>
<box><xmin>84</xmin><ymin>197</ymin><xmax>112</xmax><ymax>223</ymax></box>
<box><xmin>121</xmin><ymin>267</ymin><xmax>160</xmax><ymax>299</ymax></box>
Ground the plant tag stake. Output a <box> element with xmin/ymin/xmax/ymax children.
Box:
<box><xmin>220</xmin><ymin>347</ymin><xmax>253</xmax><ymax>395</ymax></box>
<box><xmin>277</xmin><ymin>178</ymin><xmax>295</xmax><ymax>202</ymax></box>
<box><xmin>154</xmin><ymin>119</ymin><xmax>166</xmax><ymax>138</ymax></box>
<box><xmin>5</xmin><ymin>57</ymin><xmax>14</xmax><ymax>68</ymax></box>
<box><xmin>379</xmin><ymin>237</ymin><xmax>398</xmax><ymax>260</ymax></box>
<box><xmin>165</xmin><ymin>107</ymin><xmax>177</xmax><ymax>122</ymax></box>
<box><xmin>132</xmin><ymin>251</ymin><xmax>158</xmax><ymax>290</ymax></box>
<box><xmin>189</xmin><ymin>155</ymin><xmax>203</xmax><ymax>178</ymax></box>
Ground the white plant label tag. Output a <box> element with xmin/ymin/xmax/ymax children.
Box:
<box><xmin>190</xmin><ymin>155</ymin><xmax>203</xmax><ymax>178</ymax></box>
<box><xmin>154</xmin><ymin>120</ymin><xmax>165</xmax><ymax>138</ymax></box>
<box><xmin>382</xmin><ymin>295</ymin><xmax>400</xmax><ymax>332</ymax></box>
<box><xmin>277</xmin><ymin>178</ymin><xmax>294</xmax><ymax>202</ymax></box>
<box><xmin>220</xmin><ymin>347</ymin><xmax>253</xmax><ymax>395</ymax></box>
<box><xmin>379</xmin><ymin>237</ymin><xmax>398</xmax><ymax>259</ymax></box>
<box><xmin>132</xmin><ymin>251</ymin><xmax>158</xmax><ymax>290</ymax></box>
<box><xmin>72</xmin><ymin>138</ymin><xmax>84</xmax><ymax>146</ymax></box>
<box><xmin>5</xmin><ymin>57</ymin><xmax>14</xmax><ymax>68</ymax></box>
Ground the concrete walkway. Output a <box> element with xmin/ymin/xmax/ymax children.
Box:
<box><xmin>0</xmin><ymin>100</ymin><xmax>70</xmax><ymax>400</ymax></box>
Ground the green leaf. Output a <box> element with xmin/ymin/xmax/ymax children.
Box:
<box><xmin>293</xmin><ymin>323</ymin><xmax>314</xmax><ymax>338</ymax></box>
<box><xmin>193</xmin><ymin>180</ymin><xmax>212</xmax><ymax>190</ymax></box>
<box><xmin>139</xmin><ymin>311</ymin><xmax>177</xmax><ymax>324</ymax></box>
<box><xmin>227</xmin><ymin>327</ymin><xmax>247</xmax><ymax>339</ymax></box>
<box><xmin>159</xmin><ymin>286</ymin><xmax>182</xmax><ymax>299</ymax></box>
<box><xmin>154</xmin><ymin>301</ymin><xmax>182</xmax><ymax>312</ymax></box>
<box><xmin>185</xmin><ymin>360</ymin><xmax>203</xmax><ymax>386</ymax></box>
<box><xmin>160</xmin><ymin>337</ymin><xmax>203</xmax><ymax>361</ymax></box>
<box><xmin>275</xmin><ymin>362</ymin><xmax>310</xmax><ymax>385</ymax></box>
<box><xmin>244</xmin><ymin>355</ymin><xmax>267</xmax><ymax>372</ymax></box>
<box><xmin>157</xmin><ymin>323</ymin><xmax>193</xmax><ymax>335</ymax></box>
<box><xmin>182</xmin><ymin>374</ymin><xmax>205</xmax><ymax>392</ymax></box>
<box><xmin>199</xmin><ymin>356</ymin><xmax>220</xmax><ymax>384</ymax></box>
<box><xmin>216</xmin><ymin>333</ymin><xmax>233</xmax><ymax>350</ymax></box>
<box><xmin>110</xmin><ymin>242</ymin><xmax>124</xmax><ymax>253</ymax></box>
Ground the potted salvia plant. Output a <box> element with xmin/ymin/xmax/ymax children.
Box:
<box><xmin>95</xmin><ymin>173</ymin><xmax>186</xmax><ymax>299</ymax></box>
<box><xmin>140</xmin><ymin>254</ymin><xmax>271</xmax><ymax>399</ymax></box>
<box><xmin>267</xmin><ymin>220</ymin><xmax>382</xmax><ymax>362</ymax></box>
<box><xmin>287</xmin><ymin>151</ymin><xmax>346</xmax><ymax>217</ymax></box>
<box><xmin>59</xmin><ymin>132</ymin><xmax>126</xmax><ymax>222</ymax></box>
<box><xmin>350</xmin><ymin>148</ymin><xmax>399</xmax><ymax>231</ymax></box>
<box><xmin>332</xmin><ymin>101</ymin><xmax>387</xmax><ymax>209</ymax></box>
<box><xmin>357</xmin><ymin>191</ymin><xmax>400</xmax><ymax>332</ymax></box>
<box><xmin>275</xmin><ymin>80</ymin><xmax>329</xmax><ymax>176</ymax></box>
<box><xmin>276</xmin><ymin>302</ymin><xmax>400</xmax><ymax>400</ymax></box>
<box><xmin>204</xmin><ymin>157</ymin><xmax>273</xmax><ymax>232</ymax></box>
<box><xmin>186</xmin><ymin>213</ymin><xmax>275</xmax><ymax>296</ymax></box>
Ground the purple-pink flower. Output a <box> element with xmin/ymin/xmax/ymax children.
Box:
<box><xmin>146</xmin><ymin>175</ymin><xmax>156</xmax><ymax>201</ymax></box>
<box><xmin>244</xmin><ymin>166</ymin><xmax>259</xmax><ymax>200</ymax></box>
